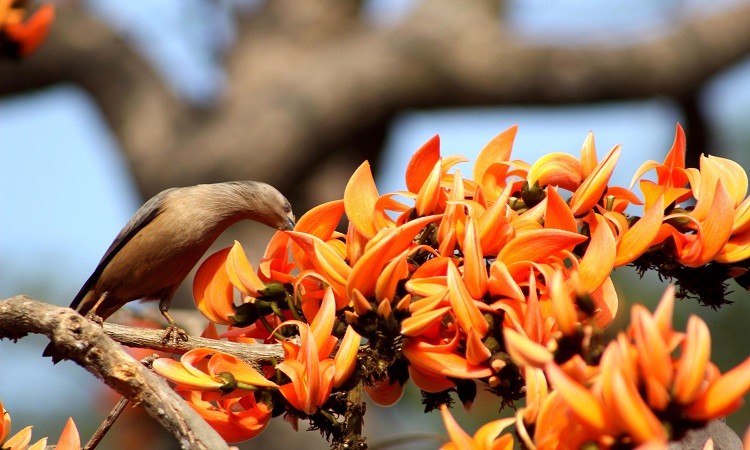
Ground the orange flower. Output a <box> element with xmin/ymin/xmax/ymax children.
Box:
<box><xmin>539</xmin><ymin>285</ymin><xmax>750</xmax><ymax>447</ymax></box>
<box><xmin>631</xmin><ymin>124</ymin><xmax>692</xmax><ymax>210</ymax></box>
<box><xmin>439</xmin><ymin>404</ymin><xmax>515</xmax><ymax>450</ymax></box>
<box><xmin>0</xmin><ymin>2</ymin><xmax>54</xmax><ymax>58</ymax></box>
<box><xmin>0</xmin><ymin>401</ymin><xmax>78</xmax><ymax>450</ymax></box>
<box><xmin>153</xmin><ymin>348</ymin><xmax>278</xmax><ymax>392</ymax></box>
<box><xmin>179</xmin><ymin>390</ymin><xmax>272</xmax><ymax>443</ymax></box>
<box><xmin>276</xmin><ymin>323</ymin><xmax>336</xmax><ymax>415</ymax></box>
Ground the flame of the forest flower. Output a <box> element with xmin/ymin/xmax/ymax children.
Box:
<box><xmin>472</xmin><ymin>125</ymin><xmax>518</xmax><ymax>200</ymax></box>
<box><xmin>631</xmin><ymin>124</ymin><xmax>691</xmax><ymax>210</ymax></box>
<box><xmin>153</xmin><ymin>348</ymin><xmax>279</xmax><ymax>391</ymax></box>
<box><xmin>439</xmin><ymin>404</ymin><xmax>515</xmax><ymax>450</ymax></box>
<box><xmin>180</xmin><ymin>390</ymin><xmax>272</xmax><ymax>443</ymax></box>
<box><xmin>570</xmin><ymin>145</ymin><xmax>621</xmax><ymax>216</ymax></box>
<box><xmin>0</xmin><ymin>401</ymin><xmax>80</xmax><ymax>450</ymax></box>
<box><xmin>1</xmin><ymin>3</ymin><xmax>55</xmax><ymax>58</ymax></box>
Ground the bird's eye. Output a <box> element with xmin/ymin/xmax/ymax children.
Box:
<box><xmin>284</xmin><ymin>203</ymin><xmax>292</xmax><ymax>213</ymax></box>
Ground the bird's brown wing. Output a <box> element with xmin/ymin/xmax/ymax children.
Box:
<box><xmin>69</xmin><ymin>188</ymin><xmax>176</xmax><ymax>311</ymax></box>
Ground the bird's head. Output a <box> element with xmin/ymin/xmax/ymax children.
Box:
<box><xmin>222</xmin><ymin>181</ymin><xmax>295</xmax><ymax>231</ymax></box>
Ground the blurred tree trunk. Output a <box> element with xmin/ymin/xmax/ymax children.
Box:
<box><xmin>3</xmin><ymin>0</ymin><xmax>750</xmax><ymax>212</ymax></box>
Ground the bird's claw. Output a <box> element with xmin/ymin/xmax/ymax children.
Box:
<box><xmin>161</xmin><ymin>324</ymin><xmax>189</xmax><ymax>346</ymax></box>
<box><xmin>84</xmin><ymin>311</ymin><xmax>104</xmax><ymax>325</ymax></box>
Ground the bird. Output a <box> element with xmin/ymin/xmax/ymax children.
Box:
<box><xmin>44</xmin><ymin>181</ymin><xmax>295</xmax><ymax>362</ymax></box>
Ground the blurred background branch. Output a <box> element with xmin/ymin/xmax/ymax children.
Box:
<box><xmin>3</xmin><ymin>2</ymin><xmax>750</xmax><ymax>209</ymax></box>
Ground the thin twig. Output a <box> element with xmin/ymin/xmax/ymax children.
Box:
<box><xmin>83</xmin><ymin>397</ymin><xmax>129</xmax><ymax>450</ymax></box>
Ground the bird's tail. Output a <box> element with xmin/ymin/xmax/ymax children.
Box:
<box><xmin>42</xmin><ymin>341</ymin><xmax>64</xmax><ymax>364</ymax></box>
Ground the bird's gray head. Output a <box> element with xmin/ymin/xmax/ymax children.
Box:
<box><xmin>210</xmin><ymin>181</ymin><xmax>295</xmax><ymax>231</ymax></box>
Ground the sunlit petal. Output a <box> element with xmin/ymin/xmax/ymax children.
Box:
<box><xmin>344</xmin><ymin>161</ymin><xmax>380</xmax><ymax>239</ymax></box>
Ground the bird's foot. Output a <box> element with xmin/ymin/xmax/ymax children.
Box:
<box><xmin>84</xmin><ymin>311</ymin><xmax>104</xmax><ymax>325</ymax></box>
<box><xmin>161</xmin><ymin>324</ymin><xmax>189</xmax><ymax>346</ymax></box>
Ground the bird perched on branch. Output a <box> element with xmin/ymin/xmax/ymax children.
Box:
<box><xmin>44</xmin><ymin>181</ymin><xmax>295</xmax><ymax>362</ymax></box>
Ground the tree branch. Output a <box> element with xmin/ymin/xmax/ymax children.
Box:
<box><xmin>102</xmin><ymin>322</ymin><xmax>284</xmax><ymax>364</ymax></box>
<box><xmin>3</xmin><ymin>2</ymin><xmax>750</xmax><ymax>207</ymax></box>
<box><xmin>0</xmin><ymin>296</ymin><xmax>229</xmax><ymax>450</ymax></box>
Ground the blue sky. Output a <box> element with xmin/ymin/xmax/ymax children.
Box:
<box><xmin>3</xmin><ymin>0</ymin><xmax>750</xmax><ymax>444</ymax></box>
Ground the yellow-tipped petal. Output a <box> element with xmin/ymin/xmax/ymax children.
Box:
<box><xmin>527</xmin><ymin>152</ymin><xmax>582</xmax><ymax>192</ymax></box>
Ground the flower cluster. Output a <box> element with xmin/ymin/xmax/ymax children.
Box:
<box><xmin>152</xmin><ymin>124</ymin><xmax>750</xmax><ymax>447</ymax></box>
<box><xmin>0</xmin><ymin>0</ymin><xmax>54</xmax><ymax>59</ymax></box>
<box><xmin>1</xmin><ymin>401</ymin><xmax>79</xmax><ymax>450</ymax></box>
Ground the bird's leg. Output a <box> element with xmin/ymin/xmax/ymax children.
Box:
<box><xmin>158</xmin><ymin>298</ymin><xmax>189</xmax><ymax>345</ymax></box>
<box><xmin>84</xmin><ymin>292</ymin><xmax>108</xmax><ymax>324</ymax></box>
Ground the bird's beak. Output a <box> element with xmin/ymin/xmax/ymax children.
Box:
<box><xmin>286</xmin><ymin>217</ymin><xmax>296</xmax><ymax>230</ymax></box>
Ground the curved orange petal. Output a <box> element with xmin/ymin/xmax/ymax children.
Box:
<box><xmin>193</xmin><ymin>246</ymin><xmax>235</xmax><ymax>325</ymax></box>
<box><xmin>375</xmin><ymin>250</ymin><xmax>410</xmax><ymax>302</ymax></box>
<box><xmin>294</xmin><ymin>199</ymin><xmax>345</xmax><ymax>238</ymax></box>
<box><xmin>462</xmin><ymin>216</ymin><xmax>489</xmax><ymax>299</ymax></box>
<box><xmin>498</xmin><ymin>229</ymin><xmax>587</xmax><ymax>266</ymax></box>
<box><xmin>544</xmin><ymin>362</ymin><xmax>610</xmax><ymax>433</ymax></box>
<box><xmin>544</xmin><ymin>186</ymin><xmax>577</xmax><ymax>233</ymax></box>
<box><xmin>685</xmin><ymin>355</ymin><xmax>750</xmax><ymax>420</ymax></box>
<box><xmin>406</xmin><ymin>135</ymin><xmax>441</xmax><ymax>194</ymax></box>
<box><xmin>152</xmin><ymin>357</ymin><xmax>222</xmax><ymax>390</ymax></box>
<box><xmin>415</xmin><ymin>158</ymin><xmax>443</xmax><ymax>216</ymax></box>
<box><xmin>403</xmin><ymin>338</ymin><xmax>493</xmax><ymax>379</ymax></box>
<box><xmin>580</xmin><ymin>131</ymin><xmax>597</xmax><ymax>178</ymax></box>
<box><xmin>673</xmin><ymin>315</ymin><xmax>711</xmax><ymax>405</ymax></box>
<box><xmin>609</xmin><ymin>369</ymin><xmax>667</xmax><ymax>443</ymax></box>
<box><xmin>475</xmin><ymin>417</ymin><xmax>516</xmax><ymax>449</ymax></box>
<box><xmin>208</xmin><ymin>353</ymin><xmax>278</xmax><ymax>388</ymax></box>
<box><xmin>473</xmin><ymin>125</ymin><xmax>518</xmax><ymax>196</ymax></box>
<box><xmin>504</xmin><ymin>328</ymin><xmax>552</xmax><ymax>368</ymax></box>
<box><xmin>440</xmin><ymin>405</ymin><xmax>480</xmax><ymax>450</ymax></box>
<box><xmin>579</xmin><ymin>213</ymin><xmax>616</xmax><ymax>292</ymax></box>
<box><xmin>447</xmin><ymin>263</ymin><xmax>489</xmax><ymax>336</ymax></box>
<box><xmin>570</xmin><ymin>145</ymin><xmax>620</xmax><ymax>216</ymax></box>
<box><xmin>365</xmin><ymin>376</ymin><xmax>406</xmax><ymax>406</ymax></box>
<box><xmin>527</xmin><ymin>152</ymin><xmax>582</xmax><ymax>192</ymax></box>
<box><xmin>465</xmin><ymin>328</ymin><xmax>492</xmax><ymax>365</ymax></box>
<box><xmin>226</xmin><ymin>241</ymin><xmax>264</xmax><ymax>296</ymax></box>
<box><xmin>614</xmin><ymin>195</ymin><xmax>664</xmax><ymax>267</ymax></box>
<box><xmin>333</xmin><ymin>325</ymin><xmax>361</xmax><ymax>388</ymax></box>
<box><xmin>344</xmin><ymin>161</ymin><xmax>380</xmax><ymax>239</ymax></box>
